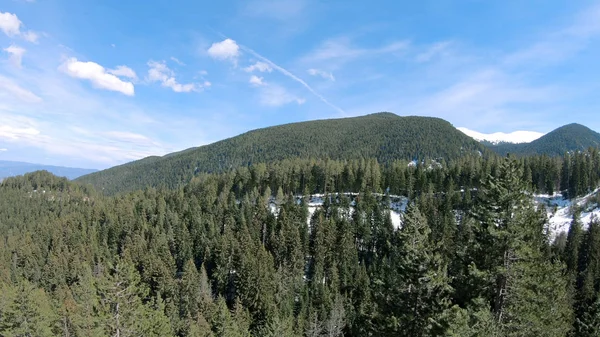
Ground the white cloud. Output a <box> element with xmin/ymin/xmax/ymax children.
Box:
<box><xmin>108</xmin><ymin>65</ymin><xmax>138</xmax><ymax>80</ymax></box>
<box><xmin>0</xmin><ymin>148</ymin><xmax>7</xmax><ymax>152</ymax></box>
<box><xmin>308</xmin><ymin>68</ymin><xmax>335</xmax><ymax>81</ymax></box>
<box><xmin>170</xmin><ymin>57</ymin><xmax>185</xmax><ymax>66</ymax></box>
<box><xmin>0</xmin><ymin>75</ymin><xmax>42</xmax><ymax>103</ymax></box>
<box><xmin>4</xmin><ymin>45</ymin><xmax>26</xmax><ymax>68</ymax></box>
<box><xmin>61</xmin><ymin>58</ymin><xmax>135</xmax><ymax>96</ymax></box>
<box><xmin>244</xmin><ymin>61</ymin><xmax>272</xmax><ymax>73</ymax></box>
<box><xmin>249</xmin><ymin>75</ymin><xmax>265</xmax><ymax>86</ymax></box>
<box><xmin>0</xmin><ymin>11</ymin><xmax>39</xmax><ymax>42</ymax></box>
<box><xmin>147</xmin><ymin>60</ymin><xmax>205</xmax><ymax>93</ymax></box>
<box><xmin>0</xmin><ymin>125</ymin><xmax>40</xmax><ymax>141</ymax></box>
<box><xmin>0</xmin><ymin>12</ymin><xmax>21</xmax><ymax>37</ymax></box>
<box><xmin>208</xmin><ymin>39</ymin><xmax>240</xmax><ymax>63</ymax></box>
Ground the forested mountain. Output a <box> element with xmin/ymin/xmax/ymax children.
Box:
<box><xmin>3</xmin><ymin>155</ymin><xmax>600</xmax><ymax>336</ymax></box>
<box><xmin>487</xmin><ymin>123</ymin><xmax>600</xmax><ymax>156</ymax></box>
<box><xmin>6</xmin><ymin>116</ymin><xmax>600</xmax><ymax>336</ymax></box>
<box><xmin>77</xmin><ymin>113</ymin><xmax>489</xmax><ymax>195</ymax></box>
<box><xmin>0</xmin><ymin>160</ymin><xmax>97</xmax><ymax>180</ymax></box>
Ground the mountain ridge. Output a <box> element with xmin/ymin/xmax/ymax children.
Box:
<box><xmin>77</xmin><ymin>112</ymin><xmax>489</xmax><ymax>194</ymax></box>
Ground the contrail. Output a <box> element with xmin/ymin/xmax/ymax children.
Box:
<box><xmin>208</xmin><ymin>30</ymin><xmax>345</xmax><ymax>114</ymax></box>
<box><xmin>239</xmin><ymin>45</ymin><xmax>346</xmax><ymax>114</ymax></box>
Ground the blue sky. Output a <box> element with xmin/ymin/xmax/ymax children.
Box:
<box><xmin>1</xmin><ymin>0</ymin><xmax>600</xmax><ymax>169</ymax></box>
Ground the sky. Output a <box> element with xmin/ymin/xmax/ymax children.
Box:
<box><xmin>1</xmin><ymin>0</ymin><xmax>600</xmax><ymax>169</ymax></box>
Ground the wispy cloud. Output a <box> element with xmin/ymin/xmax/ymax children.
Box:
<box><xmin>256</xmin><ymin>83</ymin><xmax>305</xmax><ymax>107</ymax></box>
<box><xmin>0</xmin><ymin>125</ymin><xmax>40</xmax><ymax>141</ymax></box>
<box><xmin>247</xmin><ymin>75</ymin><xmax>303</xmax><ymax>106</ymax></box>
<box><xmin>301</xmin><ymin>37</ymin><xmax>410</xmax><ymax>65</ymax></box>
<box><xmin>342</xmin><ymin>3</ymin><xmax>600</xmax><ymax>131</ymax></box>
<box><xmin>308</xmin><ymin>68</ymin><xmax>335</xmax><ymax>81</ymax></box>
<box><xmin>244</xmin><ymin>61</ymin><xmax>272</xmax><ymax>73</ymax></box>
<box><xmin>170</xmin><ymin>57</ymin><xmax>185</xmax><ymax>66</ymax></box>
<box><xmin>0</xmin><ymin>75</ymin><xmax>42</xmax><ymax>103</ymax></box>
<box><xmin>416</xmin><ymin>41</ymin><xmax>452</xmax><ymax>63</ymax></box>
<box><xmin>504</xmin><ymin>3</ymin><xmax>600</xmax><ymax>68</ymax></box>
<box><xmin>147</xmin><ymin>60</ymin><xmax>209</xmax><ymax>93</ymax></box>
<box><xmin>239</xmin><ymin>43</ymin><xmax>345</xmax><ymax>113</ymax></box>
<box><xmin>3</xmin><ymin>45</ymin><xmax>26</xmax><ymax>68</ymax></box>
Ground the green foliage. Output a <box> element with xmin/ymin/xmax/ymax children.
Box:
<box><xmin>1</xmin><ymin>153</ymin><xmax>599</xmax><ymax>336</ymax></box>
<box><xmin>489</xmin><ymin>123</ymin><xmax>600</xmax><ymax>157</ymax></box>
<box><xmin>0</xmin><ymin>279</ymin><xmax>57</xmax><ymax>337</ymax></box>
<box><xmin>77</xmin><ymin>113</ymin><xmax>489</xmax><ymax>194</ymax></box>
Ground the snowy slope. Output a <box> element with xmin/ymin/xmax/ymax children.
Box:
<box><xmin>457</xmin><ymin>127</ymin><xmax>544</xmax><ymax>144</ymax></box>
<box><xmin>536</xmin><ymin>188</ymin><xmax>600</xmax><ymax>237</ymax></box>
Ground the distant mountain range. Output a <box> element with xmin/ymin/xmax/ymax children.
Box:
<box><xmin>477</xmin><ymin>123</ymin><xmax>600</xmax><ymax>156</ymax></box>
<box><xmin>0</xmin><ymin>161</ymin><xmax>97</xmax><ymax>181</ymax></box>
<box><xmin>77</xmin><ymin>113</ymin><xmax>489</xmax><ymax>194</ymax></box>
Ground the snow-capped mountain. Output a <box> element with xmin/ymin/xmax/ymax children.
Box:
<box><xmin>457</xmin><ymin>127</ymin><xmax>544</xmax><ymax>144</ymax></box>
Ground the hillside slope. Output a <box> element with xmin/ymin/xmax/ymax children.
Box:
<box><xmin>77</xmin><ymin>113</ymin><xmax>489</xmax><ymax>194</ymax></box>
<box><xmin>488</xmin><ymin>123</ymin><xmax>600</xmax><ymax>156</ymax></box>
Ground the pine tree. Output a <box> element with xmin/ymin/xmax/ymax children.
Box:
<box><xmin>574</xmin><ymin>217</ymin><xmax>600</xmax><ymax>336</ymax></box>
<box><xmin>470</xmin><ymin>157</ymin><xmax>573</xmax><ymax>336</ymax></box>
<box><xmin>375</xmin><ymin>203</ymin><xmax>450</xmax><ymax>336</ymax></box>
<box><xmin>0</xmin><ymin>279</ymin><xmax>57</xmax><ymax>337</ymax></box>
<box><xmin>564</xmin><ymin>210</ymin><xmax>584</xmax><ymax>276</ymax></box>
<box><xmin>97</xmin><ymin>257</ymin><xmax>174</xmax><ymax>337</ymax></box>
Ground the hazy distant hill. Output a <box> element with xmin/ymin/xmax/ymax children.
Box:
<box><xmin>77</xmin><ymin>112</ymin><xmax>489</xmax><ymax>194</ymax></box>
<box><xmin>0</xmin><ymin>160</ymin><xmax>97</xmax><ymax>181</ymax></box>
<box><xmin>488</xmin><ymin>123</ymin><xmax>600</xmax><ymax>156</ymax></box>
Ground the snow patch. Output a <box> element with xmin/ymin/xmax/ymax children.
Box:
<box><xmin>457</xmin><ymin>127</ymin><xmax>544</xmax><ymax>144</ymax></box>
<box><xmin>268</xmin><ymin>192</ymin><xmax>408</xmax><ymax>230</ymax></box>
<box><xmin>536</xmin><ymin>188</ymin><xmax>600</xmax><ymax>237</ymax></box>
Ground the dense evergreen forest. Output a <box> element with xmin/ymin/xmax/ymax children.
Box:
<box><xmin>77</xmin><ymin>113</ymin><xmax>489</xmax><ymax>195</ymax></box>
<box><xmin>3</xmin><ymin>147</ymin><xmax>600</xmax><ymax>336</ymax></box>
<box><xmin>489</xmin><ymin>123</ymin><xmax>600</xmax><ymax>157</ymax></box>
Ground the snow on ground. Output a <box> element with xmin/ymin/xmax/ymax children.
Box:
<box><xmin>269</xmin><ymin>192</ymin><xmax>408</xmax><ymax>230</ymax></box>
<box><xmin>457</xmin><ymin>127</ymin><xmax>544</xmax><ymax>144</ymax></box>
<box><xmin>536</xmin><ymin>188</ymin><xmax>600</xmax><ymax>237</ymax></box>
<box><xmin>269</xmin><ymin>189</ymin><xmax>600</xmax><ymax>239</ymax></box>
